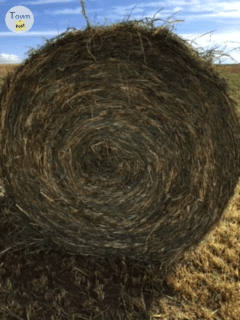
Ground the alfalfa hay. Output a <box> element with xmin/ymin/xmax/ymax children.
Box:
<box><xmin>0</xmin><ymin>22</ymin><xmax>240</xmax><ymax>266</ymax></box>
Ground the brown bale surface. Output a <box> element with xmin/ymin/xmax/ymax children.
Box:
<box><xmin>0</xmin><ymin>23</ymin><xmax>240</xmax><ymax>266</ymax></box>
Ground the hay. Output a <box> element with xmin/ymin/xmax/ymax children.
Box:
<box><xmin>0</xmin><ymin>22</ymin><xmax>240</xmax><ymax>266</ymax></box>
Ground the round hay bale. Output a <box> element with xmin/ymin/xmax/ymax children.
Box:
<box><xmin>0</xmin><ymin>23</ymin><xmax>240</xmax><ymax>266</ymax></box>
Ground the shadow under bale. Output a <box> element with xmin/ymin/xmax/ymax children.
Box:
<box><xmin>0</xmin><ymin>22</ymin><xmax>240</xmax><ymax>268</ymax></box>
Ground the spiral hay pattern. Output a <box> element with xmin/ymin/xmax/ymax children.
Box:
<box><xmin>0</xmin><ymin>23</ymin><xmax>240</xmax><ymax>266</ymax></box>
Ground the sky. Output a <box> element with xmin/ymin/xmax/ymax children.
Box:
<box><xmin>0</xmin><ymin>0</ymin><xmax>240</xmax><ymax>65</ymax></box>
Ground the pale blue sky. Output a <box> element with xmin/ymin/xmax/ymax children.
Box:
<box><xmin>0</xmin><ymin>0</ymin><xmax>240</xmax><ymax>64</ymax></box>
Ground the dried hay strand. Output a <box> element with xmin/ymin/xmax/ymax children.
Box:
<box><xmin>0</xmin><ymin>22</ymin><xmax>240</xmax><ymax>266</ymax></box>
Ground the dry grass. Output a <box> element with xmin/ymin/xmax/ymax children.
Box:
<box><xmin>0</xmin><ymin>43</ymin><xmax>240</xmax><ymax>320</ymax></box>
<box><xmin>159</xmin><ymin>180</ymin><xmax>240</xmax><ymax>320</ymax></box>
<box><xmin>0</xmin><ymin>64</ymin><xmax>19</xmax><ymax>80</ymax></box>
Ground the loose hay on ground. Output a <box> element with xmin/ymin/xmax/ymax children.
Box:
<box><xmin>0</xmin><ymin>22</ymin><xmax>240</xmax><ymax>268</ymax></box>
